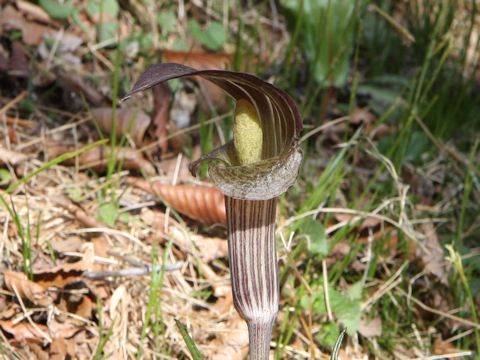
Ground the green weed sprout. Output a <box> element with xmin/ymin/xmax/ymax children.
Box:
<box><xmin>124</xmin><ymin>63</ymin><xmax>303</xmax><ymax>359</ymax></box>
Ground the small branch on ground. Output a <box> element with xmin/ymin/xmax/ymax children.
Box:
<box><xmin>82</xmin><ymin>262</ymin><xmax>183</xmax><ymax>279</ymax></box>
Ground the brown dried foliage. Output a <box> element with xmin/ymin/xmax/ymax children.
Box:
<box><xmin>0</xmin><ymin>320</ymin><xmax>49</xmax><ymax>345</ymax></box>
<box><xmin>57</xmin><ymin>71</ymin><xmax>106</xmax><ymax>106</ymax></box>
<box><xmin>47</xmin><ymin>145</ymin><xmax>156</xmax><ymax>176</ymax></box>
<box><xmin>91</xmin><ymin>107</ymin><xmax>151</xmax><ymax>147</ymax></box>
<box><xmin>0</xmin><ymin>5</ymin><xmax>54</xmax><ymax>46</ymax></box>
<box><xmin>127</xmin><ymin>177</ymin><xmax>226</xmax><ymax>224</ymax></box>
<box><xmin>3</xmin><ymin>270</ymin><xmax>52</xmax><ymax>306</ymax></box>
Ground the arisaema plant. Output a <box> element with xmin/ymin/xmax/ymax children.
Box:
<box><xmin>124</xmin><ymin>63</ymin><xmax>303</xmax><ymax>359</ymax></box>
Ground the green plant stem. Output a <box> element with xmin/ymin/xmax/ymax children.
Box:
<box><xmin>226</xmin><ymin>197</ymin><xmax>278</xmax><ymax>360</ymax></box>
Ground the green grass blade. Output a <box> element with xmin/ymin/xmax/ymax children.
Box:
<box><xmin>175</xmin><ymin>319</ymin><xmax>204</xmax><ymax>360</ymax></box>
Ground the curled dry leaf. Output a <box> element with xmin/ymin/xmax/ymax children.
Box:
<box><xmin>31</xmin><ymin>244</ymin><xmax>95</xmax><ymax>292</ymax></box>
<box><xmin>91</xmin><ymin>107</ymin><xmax>151</xmax><ymax>147</ymax></box>
<box><xmin>33</xmin><ymin>258</ymin><xmax>92</xmax><ymax>290</ymax></box>
<box><xmin>3</xmin><ymin>270</ymin><xmax>52</xmax><ymax>306</ymax></box>
<box><xmin>47</xmin><ymin>145</ymin><xmax>156</xmax><ymax>176</ymax></box>
<box><xmin>126</xmin><ymin>177</ymin><xmax>226</xmax><ymax>224</ymax></box>
<box><xmin>0</xmin><ymin>320</ymin><xmax>49</xmax><ymax>345</ymax></box>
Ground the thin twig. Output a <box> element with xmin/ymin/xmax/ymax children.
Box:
<box><xmin>300</xmin><ymin>116</ymin><xmax>349</xmax><ymax>143</ymax></box>
<box><xmin>0</xmin><ymin>91</ymin><xmax>27</xmax><ymax>118</ymax></box>
<box><xmin>397</xmin><ymin>288</ymin><xmax>480</xmax><ymax>330</ymax></box>
<box><xmin>362</xmin><ymin>262</ymin><xmax>408</xmax><ymax>311</ymax></box>
<box><xmin>410</xmin><ymin>351</ymin><xmax>473</xmax><ymax>360</ymax></box>
<box><xmin>369</xmin><ymin>4</ymin><xmax>415</xmax><ymax>44</ymax></box>
<box><xmin>415</xmin><ymin>115</ymin><xmax>480</xmax><ymax>180</ymax></box>
<box><xmin>282</xmin><ymin>207</ymin><xmax>423</xmax><ymax>245</ymax></box>
<box><xmin>82</xmin><ymin>262</ymin><xmax>183</xmax><ymax>279</ymax></box>
<box><xmin>11</xmin><ymin>284</ymin><xmax>52</xmax><ymax>343</ymax></box>
<box><xmin>65</xmin><ymin>227</ymin><xmax>148</xmax><ymax>250</ymax></box>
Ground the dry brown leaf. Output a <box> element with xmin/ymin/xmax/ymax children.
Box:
<box><xmin>434</xmin><ymin>337</ymin><xmax>463</xmax><ymax>355</ymax></box>
<box><xmin>358</xmin><ymin>316</ymin><xmax>382</xmax><ymax>338</ymax></box>
<box><xmin>0</xmin><ymin>146</ymin><xmax>27</xmax><ymax>166</ymax></box>
<box><xmin>210</xmin><ymin>316</ymin><xmax>249</xmax><ymax>360</ymax></box>
<box><xmin>70</xmin><ymin>295</ymin><xmax>95</xmax><ymax>319</ymax></box>
<box><xmin>193</xmin><ymin>234</ymin><xmax>228</xmax><ymax>262</ymax></box>
<box><xmin>0</xmin><ymin>5</ymin><xmax>54</xmax><ymax>45</ymax></box>
<box><xmin>53</xmin><ymin>195</ymin><xmax>106</xmax><ymax>229</ymax></box>
<box><xmin>6</xmin><ymin>125</ymin><xmax>18</xmax><ymax>144</ymax></box>
<box><xmin>92</xmin><ymin>236</ymin><xmax>110</xmax><ymax>258</ymax></box>
<box><xmin>338</xmin><ymin>349</ymin><xmax>368</xmax><ymax>360</ymax></box>
<box><xmin>350</xmin><ymin>107</ymin><xmax>376</xmax><ymax>125</ymax></box>
<box><xmin>418</xmin><ymin>222</ymin><xmax>448</xmax><ymax>284</ymax></box>
<box><xmin>7</xmin><ymin>41</ymin><xmax>29</xmax><ymax>77</ymax></box>
<box><xmin>33</xmin><ymin>259</ymin><xmax>91</xmax><ymax>290</ymax></box>
<box><xmin>16</xmin><ymin>0</ymin><xmax>53</xmax><ymax>24</ymax></box>
<box><xmin>48</xmin><ymin>319</ymin><xmax>82</xmax><ymax>339</ymax></box>
<box><xmin>47</xmin><ymin>145</ymin><xmax>156</xmax><ymax>176</ymax></box>
<box><xmin>167</xmin><ymin>225</ymin><xmax>228</xmax><ymax>263</ymax></box>
<box><xmin>57</xmin><ymin>71</ymin><xmax>106</xmax><ymax>107</ymax></box>
<box><xmin>211</xmin><ymin>292</ymin><xmax>234</xmax><ymax>315</ymax></box>
<box><xmin>127</xmin><ymin>177</ymin><xmax>226</xmax><ymax>224</ymax></box>
<box><xmin>91</xmin><ymin>107</ymin><xmax>151</xmax><ymax>147</ymax></box>
<box><xmin>146</xmin><ymin>211</ymin><xmax>228</xmax><ymax>261</ymax></box>
<box><xmin>32</xmin><ymin>245</ymin><xmax>95</xmax><ymax>290</ymax></box>
<box><xmin>50</xmin><ymin>236</ymin><xmax>84</xmax><ymax>254</ymax></box>
<box><xmin>3</xmin><ymin>270</ymin><xmax>52</xmax><ymax>306</ymax></box>
<box><xmin>0</xmin><ymin>320</ymin><xmax>49</xmax><ymax>344</ymax></box>
<box><xmin>28</xmin><ymin>342</ymin><xmax>50</xmax><ymax>360</ymax></box>
<box><xmin>158</xmin><ymin>154</ymin><xmax>196</xmax><ymax>182</ymax></box>
<box><xmin>50</xmin><ymin>337</ymin><xmax>68</xmax><ymax>360</ymax></box>
<box><xmin>152</xmin><ymin>83</ymin><xmax>171</xmax><ymax>153</ymax></box>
